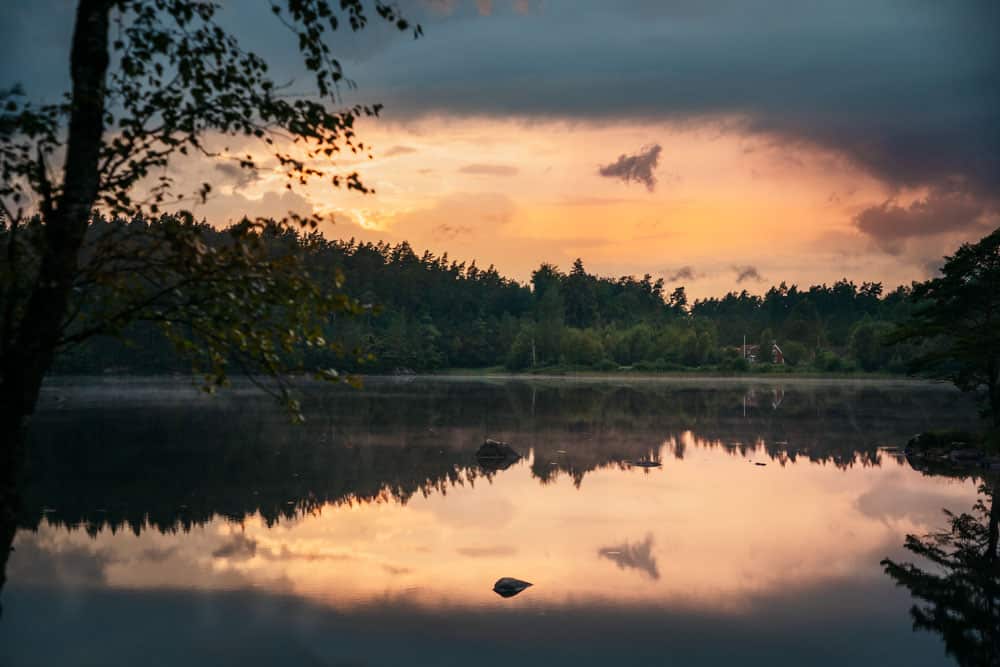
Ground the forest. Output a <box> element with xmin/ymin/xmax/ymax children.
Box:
<box><xmin>44</xmin><ymin>214</ymin><xmax>925</xmax><ymax>376</ymax></box>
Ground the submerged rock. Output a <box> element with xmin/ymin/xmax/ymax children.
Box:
<box><xmin>493</xmin><ymin>577</ymin><xmax>533</xmax><ymax>598</ymax></box>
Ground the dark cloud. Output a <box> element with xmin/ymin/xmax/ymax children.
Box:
<box><xmin>384</xmin><ymin>145</ymin><xmax>417</xmax><ymax>157</ymax></box>
<box><xmin>458</xmin><ymin>163</ymin><xmax>519</xmax><ymax>176</ymax></box>
<box><xmin>734</xmin><ymin>265</ymin><xmax>763</xmax><ymax>283</ymax></box>
<box><xmin>853</xmin><ymin>187</ymin><xmax>994</xmax><ymax>254</ymax></box>
<box><xmin>3</xmin><ymin>0</ymin><xmax>996</xmax><ymax>198</ymax></box>
<box><xmin>359</xmin><ymin>1</ymin><xmax>997</xmax><ymax>197</ymax></box>
<box><xmin>598</xmin><ymin>534</ymin><xmax>660</xmax><ymax>580</ymax></box>
<box><xmin>598</xmin><ymin>144</ymin><xmax>662</xmax><ymax>191</ymax></box>
<box><xmin>213</xmin><ymin>162</ymin><xmax>259</xmax><ymax>190</ymax></box>
<box><xmin>666</xmin><ymin>265</ymin><xmax>700</xmax><ymax>282</ymax></box>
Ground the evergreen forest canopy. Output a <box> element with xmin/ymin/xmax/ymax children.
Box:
<box><xmin>34</xmin><ymin>213</ymin><xmax>938</xmax><ymax>376</ymax></box>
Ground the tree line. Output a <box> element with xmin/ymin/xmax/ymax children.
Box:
<box><xmin>41</xmin><ymin>214</ymin><xmax>933</xmax><ymax>376</ymax></box>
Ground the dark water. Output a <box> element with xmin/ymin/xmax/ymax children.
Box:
<box><xmin>1</xmin><ymin>377</ymin><xmax>993</xmax><ymax>666</ymax></box>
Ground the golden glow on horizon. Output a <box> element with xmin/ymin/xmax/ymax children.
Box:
<box><xmin>176</xmin><ymin>115</ymin><xmax>977</xmax><ymax>297</ymax></box>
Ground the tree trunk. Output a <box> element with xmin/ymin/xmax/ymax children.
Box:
<box><xmin>0</xmin><ymin>406</ymin><xmax>23</xmax><ymax>619</ymax></box>
<box><xmin>990</xmin><ymin>364</ymin><xmax>999</xmax><ymax>430</ymax></box>
<box><xmin>1</xmin><ymin>0</ymin><xmax>110</xmax><ymax>421</ymax></box>
<box><xmin>989</xmin><ymin>485</ymin><xmax>999</xmax><ymax>566</ymax></box>
<box><xmin>0</xmin><ymin>0</ymin><xmax>111</xmax><ymax>608</ymax></box>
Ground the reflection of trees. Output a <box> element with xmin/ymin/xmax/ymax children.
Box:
<box><xmin>17</xmin><ymin>379</ymin><xmax>978</xmax><ymax>537</ymax></box>
<box><xmin>881</xmin><ymin>484</ymin><xmax>999</xmax><ymax>667</ymax></box>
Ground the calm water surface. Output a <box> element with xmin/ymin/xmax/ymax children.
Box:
<box><xmin>1</xmin><ymin>377</ymin><xmax>990</xmax><ymax>666</ymax></box>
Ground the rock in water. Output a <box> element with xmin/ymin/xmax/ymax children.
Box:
<box><xmin>493</xmin><ymin>577</ymin><xmax>533</xmax><ymax>598</ymax></box>
<box><xmin>476</xmin><ymin>439</ymin><xmax>522</xmax><ymax>471</ymax></box>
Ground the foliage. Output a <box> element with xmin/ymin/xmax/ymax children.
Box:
<box><xmin>890</xmin><ymin>227</ymin><xmax>1000</xmax><ymax>427</ymax></box>
<box><xmin>35</xmin><ymin>217</ymin><xmax>959</xmax><ymax>378</ymax></box>
<box><xmin>0</xmin><ymin>0</ymin><xmax>419</xmax><ymax>421</ymax></box>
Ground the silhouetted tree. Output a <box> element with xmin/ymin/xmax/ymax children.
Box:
<box><xmin>891</xmin><ymin>227</ymin><xmax>1000</xmax><ymax>427</ymax></box>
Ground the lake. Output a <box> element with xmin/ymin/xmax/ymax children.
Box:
<box><xmin>1</xmin><ymin>377</ymin><xmax>992</xmax><ymax>666</ymax></box>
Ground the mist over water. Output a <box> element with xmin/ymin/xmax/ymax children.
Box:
<box><xmin>2</xmin><ymin>378</ymin><xmax>985</xmax><ymax>666</ymax></box>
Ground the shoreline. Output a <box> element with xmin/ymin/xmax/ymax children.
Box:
<box><xmin>40</xmin><ymin>371</ymin><xmax>951</xmax><ymax>388</ymax></box>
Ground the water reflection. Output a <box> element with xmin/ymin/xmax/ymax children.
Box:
<box><xmin>882</xmin><ymin>484</ymin><xmax>1000</xmax><ymax>667</ymax></box>
<box><xmin>0</xmin><ymin>378</ymin><xmax>990</xmax><ymax>665</ymax></box>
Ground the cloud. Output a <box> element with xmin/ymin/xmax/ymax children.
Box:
<box><xmin>734</xmin><ymin>265</ymin><xmax>763</xmax><ymax>283</ymax></box>
<box><xmin>187</xmin><ymin>189</ymin><xmax>315</xmax><ymax>225</ymax></box>
<box><xmin>598</xmin><ymin>144</ymin><xmax>662</xmax><ymax>191</ymax></box>
<box><xmin>355</xmin><ymin>1</ymin><xmax>998</xmax><ymax>198</ymax></box>
<box><xmin>456</xmin><ymin>545</ymin><xmax>518</xmax><ymax>558</ymax></box>
<box><xmin>853</xmin><ymin>187</ymin><xmax>994</xmax><ymax>254</ymax></box>
<box><xmin>391</xmin><ymin>192</ymin><xmax>516</xmax><ymax>237</ymax></box>
<box><xmin>458</xmin><ymin>163</ymin><xmax>519</xmax><ymax>176</ymax></box>
<box><xmin>598</xmin><ymin>534</ymin><xmax>660</xmax><ymax>580</ymax></box>
<box><xmin>384</xmin><ymin>145</ymin><xmax>417</xmax><ymax>157</ymax></box>
<box><xmin>213</xmin><ymin>162</ymin><xmax>259</xmax><ymax>190</ymax></box>
<box><xmin>666</xmin><ymin>265</ymin><xmax>700</xmax><ymax>282</ymax></box>
<box><xmin>435</xmin><ymin>223</ymin><xmax>474</xmax><ymax>239</ymax></box>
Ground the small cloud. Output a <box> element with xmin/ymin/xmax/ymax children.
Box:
<box><xmin>213</xmin><ymin>162</ymin><xmax>259</xmax><ymax>190</ymax></box>
<box><xmin>598</xmin><ymin>534</ymin><xmax>660</xmax><ymax>580</ymax></box>
<box><xmin>666</xmin><ymin>265</ymin><xmax>700</xmax><ymax>282</ymax></box>
<box><xmin>435</xmin><ymin>223</ymin><xmax>474</xmax><ymax>239</ymax></box>
<box><xmin>598</xmin><ymin>144</ymin><xmax>662</xmax><ymax>192</ymax></box>
<box><xmin>733</xmin><ymin>265</ymin><xmax>763</xmax><ymax>283</ymax></box>
<box><xmin>458</xmin><ymin>163</ymin><xmax>519</xmax><ymax>177</ymax></box>
<box><xmin>384</xmin><ymin>145</ymin><xmax>417</xmax><ymax>157</ymax></box>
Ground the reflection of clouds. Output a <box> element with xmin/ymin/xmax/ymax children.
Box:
<box><xmin>8</xmin><ymin>535</ymin><xmax>112</xmax><ymax>586</ymax></box>
<box><xmin>138</xmin><ymin>546</ymin><xmax>178</xmax><ymax>563</ymax></box>
<box><xmin>854</xmin><ymin>475</ymin><xmax>966</xmax><ymax>528</ymax></box>
<box><xmin>598</xmin><ymin>534</ymin><xmax>660</xmax><ymax>580</ymax></box>
<box><xmin>211</xmin><ymin>533</ymin><xmax>257</xmax><ymax>561</ymax></box>
<box><xmin>212</xmin><ymin>535</ymin><xmax>359</xmax><ymax>563</ymax></box>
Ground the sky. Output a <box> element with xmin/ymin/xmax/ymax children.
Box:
<box><xmin>2</xmin><ymin>0</ymin><xmax>998</xmax><ymax>298</ymax></box>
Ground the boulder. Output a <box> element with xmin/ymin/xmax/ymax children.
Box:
<box><xmin>493</xmin><ymin>577</ymin><xmax>533</xmax><ymax>598</ymax></box>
